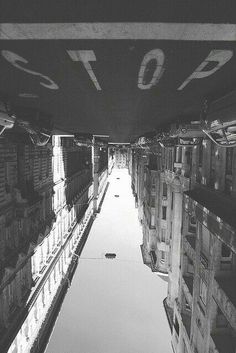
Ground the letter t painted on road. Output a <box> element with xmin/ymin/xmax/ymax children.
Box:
<box><xmin>67</xmin><ymin>50</ymin><xmax>101</xmax><ymax>90</ymax></box>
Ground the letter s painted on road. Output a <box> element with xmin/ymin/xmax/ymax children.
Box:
<box><xmin>1</xmin><ymin>50</ymin><xmax>59</xmax><ymax>90</ymax></box>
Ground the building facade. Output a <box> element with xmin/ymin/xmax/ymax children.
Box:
<box><xmin>131</xmin><ymin>136</ymin><xmax>236</xmax><ymax>353</ymax></box>
<box><xmin>0</xmin><ymin>135</ymin><xmax>109</xmax><ymax>353</ymax></box>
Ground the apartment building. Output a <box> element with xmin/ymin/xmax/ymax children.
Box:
<box><xmin>0</xmin><ymin>136</ymin><xmax>97</xmax><ymax>353</ymax></box>
<box><xmin>113</xmin><ymin>147</ymin><xmax>129</xmax><ymax>169</ymax></box>
<box><xmin>131</xmin><ymin>134</ymin><xmax>236</xmax><ymax>352</ymax></box>
<box><xmin>161</xmin><ymin>138</ymin><xmax>236</xmax><ymax>353</ymax></box>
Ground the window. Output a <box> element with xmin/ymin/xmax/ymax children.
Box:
<box><xmin>170</xmin><ymin>222</ymin><xmax>173</xmax><ymax>240</ymax></box>
<box><xmin>151</xmin><ymin>215</ymin><xmax>155</xmax><ymax>228</ymax></box>
<box><xmin>161</xmin><ymin>250</ymin><xmax>165</xmax><ymax>261</ymax></box>
<box><xmin>221</xmin><ymin>243</ymin><xmax>231</xmax><ymax>257</ymax></box>
<box><xmin>161</xmin><ymin>229</ymin><xmax>166</xmax><ymax>242</ymax></box>
<box><xmin>225</xmin><ymin>148</ymin><xmax>233</xmax><ymax>194</ymax></box>
<box><xmin>174</xmin><ymin>316</ymin><xmax>179</xmax><ymax>336</ymax></box>
<box><xmin>162</xmin><ymin>206</ymin><xmax>167</xmax><ymax>220</ymax></box>
<box><xmin>185</xmin><ymin>150</ymin><xmax>191</xmax><ymax>165</ymax></box>
<box><xmin>226</xmin><ymin>148</ymin><xmax>233</xmax><ymax>175</ymax></box>
<box><xmin>220</xmin><ymin>243</ymin><xmax>232</xmax><ymax>270</ymax></box>
<box><xmin>5</xmin><ymin>227</ymin><xmax>11</xmax><ymax>244</ymax></box>
<box><xmin>201</xmin><ymin>225</ymin><xmax>210</xmax><ymax>258</ymax></box>
<box><xmin>199</xmin><ymin>278</ymin><xmax>207</xmax><ymax>306</ymax></box>
<box><xmin>216</xmin><ymin>306</ymin><xmax>229</xmax><ymax>328</ymax></box>
<box><xmin>176</xmin><ymin>146</ymin><xmax>182</xmax><ymax>163</ymax></box>
<box><xmin>150</xmin><ymin>250</ymin><xmax>157</xmax><ymax>264</ymax></box>
<box><xmin>19</xmin><ymin>268</ymin><xmax>28</xmax><ymax>293</ymax></box>
<box><xmin>187</xmin><ymin>258</ymin><xmax>194</xmax><ymax>274</ymax></box>
<box><xmin>162</xmin><ymin>182</ymin><xmax>167</xmax><ymax>197</ymax></box>
<box><xmin>189</xmin><ymin>216</ymin><xmax>196</xmax><ymax>233</ymax></box>
<box><xmin>150</xmin><ymin>195</ymin><xmax>155</xmax><ymax>207</ymax></box>
<box><xmin>198</xmin><ymin>143</ymin><xmax>203</xmax><ymax>168</ymax></box>
<box><xmin>151</xmin><ymin>177</ymin><xmax>156</xmax><ymax>191</ymax></box>
<box><xmin>171</xmin><ymin>192</ymin><xmax>174</xmax><ymax>210</ymax></box>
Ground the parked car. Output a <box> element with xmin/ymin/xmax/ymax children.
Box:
<box><xmin>0</xmin><ymin>99</ymin><xmax>16</xmax><ymax>136</ymax></box>
<box><xmin>202</xmin><ymin>90</ymin><xmax>236</xmax><ymax>147</ymax></box>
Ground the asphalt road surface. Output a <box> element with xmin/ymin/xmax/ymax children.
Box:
<box><xmin>1</xmin><ymin>2</ymin><xmax>236</xmax><ymax>142</ymax></box>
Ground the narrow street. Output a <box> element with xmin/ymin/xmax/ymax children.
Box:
<box><xmin>1</xmin><ymin>4</ymin><xmax>236</xmax><ymax>352</ymax></box>
<box><xmin>45</xmin><ymin>168</ymin><xmax>171</xmax><ymax>353</ymax></box>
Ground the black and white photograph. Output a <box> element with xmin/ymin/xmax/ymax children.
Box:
<box><xmin>0</xmin><ymin>2</ymin><xmax>236</xmax><ymax>353</ymax></box>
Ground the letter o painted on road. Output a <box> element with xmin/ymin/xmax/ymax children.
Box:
<box><xmin>138</xmin><ymin>49</ymin><xmax>165</xmax><ymax>90</ymax></box>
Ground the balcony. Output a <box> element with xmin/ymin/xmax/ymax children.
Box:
<box><xmin>183</xmin><ymin>276</ymin><xmax>193</xmax><ymax>295</ymax></box>
<box><xmin>200</xmin><ymin>252</ymin><xmax>209</xmax><ymax>269</ymax></box>
<box><xmin>181</xmin><ymin>311</ymin><xmax>191</xmax><ymax>339</ymax></box>
<box><xmin>182</xmin><ymin>275</ymin><xmax>193</xmax><ymax>307</ymax></box>
<box><xmin>163</xmin><ymin>297</ymin><xmax>173</xmax><ymax>332</ymax></box>
<box><xmin>213</xmin><ymin>277</ymin><xmax>236</xmax><ymax>330</ymax></box>
<box><xmin>211</xmin><ymin>332</ymin><xmax>236</xmax><ymax>353</ymax></box>
<box><xmin>184</xmin><ymin>235</ymin><xmax>196</xmax><ymax>262</ymax></box>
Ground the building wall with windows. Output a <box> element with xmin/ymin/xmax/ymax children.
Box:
<box><xmin>131</xmin><ymin>137</ymin><xmax>236</xmax><ymax>352</ymax></box>
<box><xmin>0</xmin><ymin>136</ymin><xmax>95</xmax><ymax>352</ymax></box>
<box><xmin>171</xmin><ymin>191</ymin><xmax>236</xmax><ymax>353</ymax></box>
<box><xmin>163</xmin><ymin>138</ymin><xmax>236</xmax><ymax>353</ymax></box>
